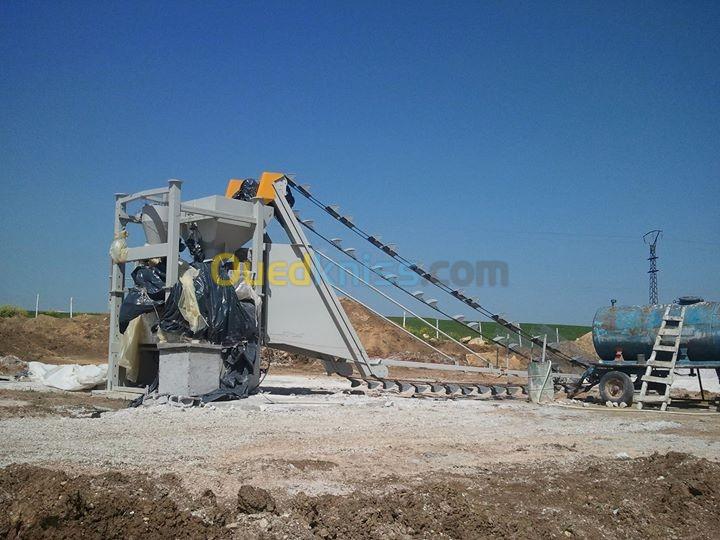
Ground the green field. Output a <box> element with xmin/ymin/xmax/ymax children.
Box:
<box><xmin>387</xmin><ymin>316</ymin><xmax>590</xmax><ymax>343</ymax></box>
<box><xmin>27</xmin><ymin>311</ymin><xmax>102</xmax><ymax>319</ymax></box>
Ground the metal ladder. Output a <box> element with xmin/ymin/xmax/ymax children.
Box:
<box><xmin>636</xmin><ymin>304</ymin><xmax>687</xmax><ymax>411</ymax></box>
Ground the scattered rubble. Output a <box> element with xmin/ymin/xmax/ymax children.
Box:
<box><xmin>0</xmin><ymin>355</ymin><xmax>26</xmax><ymax>377</ymax></box>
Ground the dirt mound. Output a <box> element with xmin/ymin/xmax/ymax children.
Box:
<box><xmin>339</xmin><ymin>297</ymin><xmax>447</xmax><ymax>360</ymax></box>
<box><xmin>291</xmin><ymin>451</ymin><xmax>720</xmax><ymax>539</ymax></box>
<box><xmin>0</xmin><ymin>314</ymin><xmax>108</xmax><ymax>363</ymax></box>
<box><xmin>0</xmin><ymin>465</ymin><xmax>231</xmax><ymax>539</ymax></box>
<box><xmin>236</xmin><ymin>485</ymin><xmax>276</xmax><ymax>514</ymax></box>
<box><xmin>552</xmin><ymin>331</ymin><xmax>599</xmax><ymax>368</ymax></box>
<box><xmin>339</xmin><ymin>297</ymin><xmax>497</xmax><ymax>363</ymax></box>
<box><xmin>574</xmin><ymin>331</ymin><xmax>599</xmax><ymax>358</ymax></box>
<box><xmin>2</xmin><ymin>453</ymin><xmax>719</xmax><ymax>538</ymax></box>
<box><xmin>0</xmin><ymin>301</ymin><xmax>506</xmax><ymax>369</ymax></box>
<box><xmin>0</xmin><ymin>302</ymin><xmax>450</xmax><ymax>366</ymax></box>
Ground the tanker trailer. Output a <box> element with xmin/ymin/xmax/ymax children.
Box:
<box><xmin>569</xmin><ymin>297</ymin><xmax>720</xmax><ymax>406</ymax></box>
<box><xmin>592</xmin><ymin>298</ymin><xmax>720</xmax><ymax>363</ymax></box>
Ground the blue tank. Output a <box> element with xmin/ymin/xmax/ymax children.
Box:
<box><xmin>592</xmin><ymin>300</ymin><xmax>720</xmax><ymax>362</ymax></box>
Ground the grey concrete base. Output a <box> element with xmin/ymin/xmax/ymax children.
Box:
<box><xmin>158</xmin><ymin>343</ymin><xmax>222</xmax><ymax>396</ymax></box>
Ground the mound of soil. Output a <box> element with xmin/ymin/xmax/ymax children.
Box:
<box><xmin>339</xmin><ymin>298</ymin><xmax>498</xmax><ymax>364</ymax></box>
<box><xmin>0</xmin><ymin>465</ymin><xmax>228</xmax><ymax>539</ymax></box>
<box><xmin>575</xmin><ymin>331</ymin><xmax>597</xmax><ymax>356</ymax></box>
<box><xmin>2</xmin><ymin>452</ymin><xmax>719</xmax><ymax>539</ymax></box>
<box><xmin>0</xmin><ymin>315</ymin><xmax>108</xmax><ymax>363</ymax></box>
<box><xmin>292</xmin><ymin>451</ymin><xmax>720</xmax><ymax>539</ymax></box>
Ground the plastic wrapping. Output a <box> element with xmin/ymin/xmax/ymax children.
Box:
<box><xmin>29</xmin><ymin>361</ymin><xmax>107</xmax><ymax>391</ymax></box>
<box><xmin>109</xmin><ymin>230</ymin><xmax>128</xmax><ymax>263</ymax></box>
<box><xmin>192</xmin><ymin>262</ymin><xmax>257</xmax><ymax>345</ymax></box>
<box><xmin>119</xmin><ymin>317</ymin><xmax>144</xmax><ymax>382</ymax></box>
<box><xmin>158</xmin><ymin>282</ymin><xmax>189</xmax><ymax>336</ymax></box>
<box><xmin>231</xmin><ymin>178</ymin><xmax>259</xmax><ymax>201</ymax></box>
<box><xmin>118</xmin><ymin>263</ymin><xmax>166</xmax><ymax>333</ymax></box>
<box><xmin>230</xmin><ymin>268</ymin><xmax>262</xmax><ymax>320</ymax></box>
<box><xmin>119</xmin><ymin>288</ymin><xmax>162</xmax><ymax>333</ymax></box>
<box><xmin>131</xmin><ymin>264</ymin><xmax>166</xmax><ymax>300</ymax></box>
<box><xmin>178</xmin><ymin>265</ymin><xmax>207</xmax><ymax>332</ymax></box>
<box><xmin>183</xmin><ymin>223</ymin><xmax>205</xmax><ymax>262</ymax></box>
<box><xmin>159</xmin><ymin>262</ymin><xmax>257</xmax><ymax>345</ymax></box>
<box><xmin>201</xmin><ymin>342</ymin><xmax>258</xmax><ymax>402</ymax></box>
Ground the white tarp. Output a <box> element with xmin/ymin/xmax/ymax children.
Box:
<box><xmin>28</xmin><ymin>361</ymin><xmax>107</xmax><ymax>391</ymax></box>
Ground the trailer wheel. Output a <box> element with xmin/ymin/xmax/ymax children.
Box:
<box><xmin>598</xmin><ymin>371</ymin><xmax>634</xmax><ymax>405</ymax></box>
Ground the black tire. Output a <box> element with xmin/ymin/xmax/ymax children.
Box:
<box><xmin>598</xmin><ymin>370</ymin><xmax>634</xmax><ymax>405</ymax></box>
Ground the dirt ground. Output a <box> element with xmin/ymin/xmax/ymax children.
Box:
<box><xmin>0</xmin><ymin>388</ymin><xmax>125</xmax><ymax>420</ymax></box>
<box><xmin>0</xmin><ymin>314</ymin><xmax>108</xmax><ymax>364</ymax></box>
<box><xmin>2</xmin><ymin>451</ymin><xmax>719</xmax><ymax>539</ymax></box>
<box><xmin>2</xmin><ymin>311</ymin><xmax>719</xmax><ymax>538</ymax></box>
<box><xmin>1</xmin><ymin>374</ymin><xmax>720</xmax><ymax>538</ymax></box>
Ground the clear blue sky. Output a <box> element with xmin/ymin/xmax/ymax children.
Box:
<box><xmin>1</xmin><ymin>1</ymin><xmax>718</xmax><ymax>325</ymax></box>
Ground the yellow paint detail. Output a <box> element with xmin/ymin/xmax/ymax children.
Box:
<box><xmin>256</xmin><ymin>171</ymin><xmax>286</xmax><ymax>203</ymax></box>
<box><xmin>225</xmin><ymin>178</ymin><xmax>245</xmax><ymax>198</ymax></box>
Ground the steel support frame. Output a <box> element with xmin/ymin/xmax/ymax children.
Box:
<box><xmin>108</xmin><ymin>181</ymin><xmax>182</xmax><ymax>390</ymax></box>
<box><xmin>107</xmin><ymin>179</ymin><xmax>270</xmax><ymax>391</ymax></box>
<box><xmin>271</xmin><ymin>181</ymin><xmax>383</xmax><ymax>379</ymax></box>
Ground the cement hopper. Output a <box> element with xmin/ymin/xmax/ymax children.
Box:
<box><xmin>141</xmin><ymin>196</ymin><xmax>274</xmax><ymax>259</ymax></box>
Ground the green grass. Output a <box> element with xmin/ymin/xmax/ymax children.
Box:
<box><xmin>0</xmin><ymin>305</ymin><xmax>28</xmax><ymax>318</ymax></box>
<box><xmin>33</xmin><ymin>311</ymin><xmax>104</xmax><ymax>319</ymax></box>
<box><xmin>387</xmin><ymin>316</ymin><xmax>590</xmax><ymax>342</ymax></box>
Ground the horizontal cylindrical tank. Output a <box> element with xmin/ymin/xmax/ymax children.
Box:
<box><xmin>592</xmin><ymin>301</ymin><xmax>720</xmax><ymax>362</ymax></box>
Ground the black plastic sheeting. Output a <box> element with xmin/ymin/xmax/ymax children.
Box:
<box><xmin>183</xmin><ymin>223</ymin><xmax>205</xmax><ymax>263</ymax></box>
<box><xmin>231</xmin><ymin>177</ymin><xmax>295</xmax><ymax>207</ymax></box>
<box><xmin>120</xmin><ymin>259</ymin><xmax>260</xmax><ymax>401</ymax></box>
<box><xmin>159</xmin><ymin>262</ymin><xmax>257</xmax><ymax>345</ymax></box>
<box><xmin>231</xmin><ymin>178</ymin><xmax>259</xmax><ymax>201</ymax></box>
<box><xmin>131</xmin><ymin>264</ymin><xmax>166</xmax><ymax>300</ymax></box>
<box><xmin>200</xmin><ymin>342</ymin><xmax>258</xmax><ymax>403</ymax></box>
<box><xmin>119</xmin><ymin>264</ymin><xmax>166</xmax><ymax>333</ymax></box>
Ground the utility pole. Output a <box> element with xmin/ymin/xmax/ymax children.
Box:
<box><xmin>517</xmin><ymin>323</ymin><xmax>522</xmax><ymax>347</ymax></box>
<box><xmin>643</xmin><ymin>230</ymin><xmax>662</xmax><ymax>305</ymax></box>
<box><xmin>35</xmin><ymin>294</ymin><xmax>39</xmax><ymax>318</ymax></box>
<box><xmin>70</xmin><ymin>297</ymin><xmax>74</xmax><ymax>318</ymax></box>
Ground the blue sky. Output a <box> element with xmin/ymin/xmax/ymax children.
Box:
<box><xmin>0</xmin><ymin>1</ymin><xmax>718</xmax><ymax>325</ymax></box>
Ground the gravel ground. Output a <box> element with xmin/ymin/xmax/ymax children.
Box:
<box><xmin>1</xmin><ymin>374</ymin><xmax>719</xmax><ymax>502</ymax></box>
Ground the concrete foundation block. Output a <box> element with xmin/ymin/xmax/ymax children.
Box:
<box><xmin>158</xmin><ymin>343</ymin><xmax>222</xmax><ymax>396</ymax></box>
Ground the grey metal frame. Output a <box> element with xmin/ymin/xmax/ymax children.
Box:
<box><xmin>107</xmin><ymin>179</ymin><xmax>269</xmax><ymax>392</ymax></box>
<box><xmin>269</xmin><ymin>181</ymin><xmax>386</xmax><ymax>379</ymax></box>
